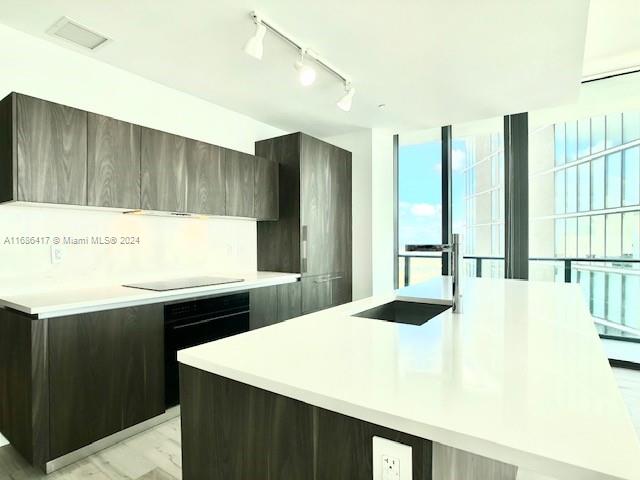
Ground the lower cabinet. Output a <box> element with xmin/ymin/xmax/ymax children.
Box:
<box><xmin>48</xmin><ymin>304</ymin><xmax>164</xmax><ymax>458</ymax></box>
<box><xmin>277</xmin><ymin>281</ymin><xmax>302</xmax><ymax>321</ymax></box>
<box><xmin>301</xmin><ymin>273</ymin><xmax>351</xmax><ymax>314</ymax></box>
<box><xmin>250</xmin><ymin>281</ymin><xmax>302</xmax><ymax>330</ymax></box>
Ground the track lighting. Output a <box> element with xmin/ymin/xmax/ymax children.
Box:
<box><xmin>337</xmin><ymin>83</ymin><xmax>356</xmax><ymax>112</ymax></box>
<box><xmin>244</xmin><ymin>11</ymin><xmax>353</xmax><ymax>111</ymax></box>
<box><xmin>295</xmin><ymin>51</ymin><xmax>316</xmax><ymax>86</ymax></box>
<box><xmin>243</xmin><ymin>21</ymin><xmax>266</xmax><ymax>60</ymax></box>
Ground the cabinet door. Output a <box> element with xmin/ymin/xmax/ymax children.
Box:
<box><xmin>277</xmin><ymin>281</ymin><xmax>301</xmax><ymax>321</ymax></box>
<box><xmin>300</xmin><ymin>135</ymin><xmax>332</xmax><ymax>275</ymax></box>
<box><xmin>225</xmin><ymin>149</ymin><xmax>255</xmax><ymax>218</ymax></box>
<box><xmin>88</xmin><ymin>113</ymin><xmax>141</xmax><ymax>209</ymax></box>
<box><xmin>301</xmin><ymin>274</ymin><xmax>333</xmax><ymax>314</ymax></box>
<box><xmin>186</xmin><ymin>139</ymin><xmax>225</xmax><ymax>215</ymax></box>
<box><xmin>48</xmin><ymin>304</ymin><xmax>164</xmax><ymax>458</ymax></box>
<box><xmin>254</xmin><ymin>156</ymin><xmax>278</xmax><ymax>220</ymax></box>
<box><xmin>250</xmin><ymin>286</ymin><xmax>278</xmax><ymax>330</ymax></box>
<box><xmin>16</xmin><ymin>95</ymin><xmax>87</xmax><ymax>205</ymax></box>
<box><xmin>141</xmin><ymin>128</ymin><xmax>187</xmax><ymax>212</ymax></box>
<box><xmin>330</xmin><ymin>149</ymin><xmax>352</xmax><ymax>279</ymax></box>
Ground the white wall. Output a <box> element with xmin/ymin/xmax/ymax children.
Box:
<box><xmin>0</xmin><ymin>24</ymin><xmax>286</xmax><ymax>293</ymax></box>
<box><xmin>323</xmin><ymin>128</ymin><xmax>395</xmax><ymax>299</ymax></box>
<box><xmin>371</xmin><ymin>129</ymin><xmax>395</xmax><ymax>295</ymax></box>
<box><xmin>323</xmin><ymin>130</ymin><xmax>373</xmax><ymax>300</ymax></box>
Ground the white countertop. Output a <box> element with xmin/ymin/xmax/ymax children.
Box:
<box><xmin>0</xmin><ymin>271</ymin><xmax>300</xmax><ymax>318</ymax></box>
<box><xmin>178</xmin><ymin>276</ymin><xmax>640</xmax><ymax>480</ymax></box>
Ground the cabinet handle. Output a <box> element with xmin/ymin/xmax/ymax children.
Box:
<box><xmin>313</xmin><ymin>274</ymin><xmax>343</xmax><ymax>284</ymax></box>
<box><xmin>301</xmin><ymin>225</ymin><xmax>308</xmax><ymax>273</ymax></box>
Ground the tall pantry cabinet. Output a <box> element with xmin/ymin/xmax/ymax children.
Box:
<box><xmin>256</xmin><ymin>132</ymin><xmax>352</xmax><ymax>314</ymax></box>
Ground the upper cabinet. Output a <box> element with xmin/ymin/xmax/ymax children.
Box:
<box><xmin>16</xmin><ymin>94</ymin><xmax>87</xmax><ymax>205</ymax></box>
<box><xmin>88</xmin><ymin>113</ymin><xmax>141</xmax><ymax>209</ymax></box>
<box><xmin>255</xmin><ymin>156</ymin><xmax>279</xmax><ymax>221</ymax></box>
<box><xmin>225</xmin><ymin>149</ymin><xmax>255</xmax><ymax>218</ymax></box>
<box><xmin>186</xmin><ymin>140</ymin><xmax>225</xmax><ymax>215</ymax></box>
<box><xmin>141</xmin><ymin>128</ymin><xmax>187</xmax><ymax>212</ymax></box>
<box><xmin>0</xmin><ymin>92</ymin><xmax>278</xmax><ymax>220</ymax></box>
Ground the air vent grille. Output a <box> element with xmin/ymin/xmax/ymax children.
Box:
<box><xmin>47</xmin><ymin>17</ymin><xmax>109</xmax><ymax>50</ymax></box>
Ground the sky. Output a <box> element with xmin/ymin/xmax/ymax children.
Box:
<box><xmin>397</xmin><ymin>140</ymin><xmax>467</xmax><ymax>251</ymax></box>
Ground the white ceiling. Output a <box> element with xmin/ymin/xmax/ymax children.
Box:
<box><xmin>583</xmin><ymin>0</ymin><xmax>640</xmax><ymax>77</ymax></box>
<box><xmin>0</xmin><ymin>0</ymin><xmax>590</xmax><ymax>137</ymax></box>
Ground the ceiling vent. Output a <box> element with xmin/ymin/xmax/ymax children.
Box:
<box><xmin>47</xmin><ymin>17</ymin><xmax>110</xmax><ymax>50</ymax></box>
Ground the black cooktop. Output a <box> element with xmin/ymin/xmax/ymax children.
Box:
<box><xmin>123</xmin><ymin>276</ymin><xmax>244</xmax><ymax>292</ymax></box>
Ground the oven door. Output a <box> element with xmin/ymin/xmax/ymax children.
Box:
<box><xmin>164</xmin><ymin>308</ymin><xmax>249</xmax><ymax>407</ymax></box>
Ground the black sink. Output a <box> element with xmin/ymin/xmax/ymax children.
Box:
<box><xmin>352</xmin><ymin>300</ymin><xmax>451</xmax><ymax>326</ymax></box>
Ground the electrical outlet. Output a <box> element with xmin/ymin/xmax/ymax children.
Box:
<box><xmin>50</xmin><ymin>244</ymin><xmax>64</xmax><ymax>264</ymax></box>
<box><xmin>382</xmin><ymin>454</ymin><xmax>400</xmax><ymax>480</ymax></box>
<box><xmin>373</xmin><ymin>436</ymin><xmax>412</xmax><ymax>480</ymax></box>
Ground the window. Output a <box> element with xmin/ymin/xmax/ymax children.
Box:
<box><xmin>578</xmin><ymin>118</ymin><xmax>590</xmax><ymax>158</ymax></box>
<box><xmin>566</xmin><ymin>166</ymin><xmax>577</xmax><ymax>213</ymax></box>
<box><xmin>591</xmin><ymin>116</ymin><xmax>605</xmax><ymax>153</ymax></box>
<box><xmin>577</xmin><ymin>216</ymin><xmax>590</xmax><ymax>257</ymax></box>
<box><xmin>623</xmin><ymin>147</ymin><xmax>640</xmax><ymax>206</ymax></box>
<box><xmin>578</xmin><ymin>162</ymin><xmax>590</xmax><ymax>211</ymax></box>
<box><xmin>622</xmin><ymin>212</ymin><xmax>640</xmax><ymax>259</ymax></box>
<box><xmin>591</xmin><ymin>157</ymin><xmax>605</xmax><ymax>210</ymax></box>
<box><xmin>606</xmin><ymin>152</ymin><xmax>622</xmax><ymax>209</ymax></box>
<box><xmin>554</xmin><ymin>170</ymin><xmax>565</xmax><ymax>214</ymax></box>
<box><xmin>566</xmin><ymin>121</ymin><xmax>578</xmax><ymax>162</ymax></box>
<box><xmin>452</xmin><ymin>117</ymin><xmax>504</xmax><ymax>278</ymax></box>
<box><xmin>606</xmin><ymin>213</ymin><xmax>622</xmax><ymax>257</ymax></box>
<box><xmin>591</xmin><ymin>215</ymin><xmax>605</xmax><ymax>257</ymax></box>
<box><xmin>397</xmin><ymin>129</ymin><xmax>442</xmax><ymax>286</ymax></box>
<box><xmin>554</xmin><ymin>123</ymin><xmax>565</xmax><ymax>165</ymax></box>
<box><xmin>606</xmin><ymin>113</ymin><xmax>622</xmax><ymax>149</ymax></box>
<box><xmin>623</xmin><ymin>112</ymin><xmax>640</xmax><ymax>143</ymax></box>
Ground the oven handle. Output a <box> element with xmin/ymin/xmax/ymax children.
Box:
<box><xmin>170</xmin><ymin>309</ymin><xmax>249</xmax><ymax>330</ymax></box>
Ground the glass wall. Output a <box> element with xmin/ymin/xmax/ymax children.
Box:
<box><xmin>397</xmin><ymin>129</ymin><xmax>442</xmax><ymax>286</ymax></box>
<box><xmin>529</xmin><ymin>72</ymin><xmax>640</xmax><ymax>338</ymax></box>
<box><xmin>452</xmin><ymin>118</ymin><xmax>505</xmax><ymax>278</ymax></box>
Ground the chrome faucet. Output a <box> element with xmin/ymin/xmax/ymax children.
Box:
<box><xmin>405</xmin><ymin>234</ymin><xmax>462</xmax><ymax>313</ymax></box>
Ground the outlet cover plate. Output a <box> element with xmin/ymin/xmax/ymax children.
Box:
<box><xmin>372</xmin><ymin>436</ymin><xmax>412</xmax><ymax>480</ymax></box>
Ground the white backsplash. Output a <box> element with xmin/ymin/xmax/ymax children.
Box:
<box><xmin>0</xmin><ymin>204</ymin><xmax>257</xmax><ymax>295</ymax></box>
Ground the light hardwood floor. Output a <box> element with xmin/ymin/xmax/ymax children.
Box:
<box><xmin>0</xmin><ymin>368</ymin><xmax>638</xmax><ymax>479</ymax></box>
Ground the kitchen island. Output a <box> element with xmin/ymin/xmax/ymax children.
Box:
<box><xmin>178</xmin><ymin>276</ymin><xmax>640</xmax><ymax>480</ymax></box>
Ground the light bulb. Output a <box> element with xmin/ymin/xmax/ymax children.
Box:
<box><xmin>295</xmin><ymin>59</ymin><xmax>316</xmax><ymax>86</ymax></box>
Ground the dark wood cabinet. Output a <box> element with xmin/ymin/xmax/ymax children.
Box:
<box><xmin>225</xmin><ymin>149</ymin><xmax>255</xmax><ymax>218</ymax></box>
<box><xmin>277</xmin><ymin>281</ymin><xmax>302</xmax><ymax>321</ymax></box>
<box><xmin>301</xmin><ymin>274</ymin><xmax>347</xmax><ymax>314</ymax></box>
<box><xmin>180</xmin><ymin>366</ymin><xmax>433</xmax><ymax>480</ymax></box>
<box><xmin>88</xmin><ymin>113</ymin><xmax>141</xmax><ymax>209</ymax></box>
<box><xmin>16</xmin><ymin>94</ymin><xmax>87</xmax><ymax>205</ymax></box>
<box><xmin>48</xmin><ymin>304</ymin><xmax>164</xmax><ymax>458</ymax></box>
<box><xmin>1</xmin><ymin>92</ymin><xmax>279</xmax><ymax>220</ymax></box>
<box><xmin>250</xmin><ymin>285</ymin><xmax>279</xmax><ymax>330</ymax></box>
<box><xmin>255</xmin><ymin>156</ymin><xmax>279</xmax><ymax>220</ymax></box>
<box><xmin>186</xmin><ymin>140</ymin><xmax>225</xmax><ymax>215</ymax></box>
<box><xmin>251</xmin><ymin>282</ymin><xmax>302</xmax><ymax>329</ymax></box>
<box><xmin>257</xmin><ymin>133</ymin><xmax>352</xmax><ymax>311</ymax></box>
<box><xmin>141</xmin><ymin>128</ymin><xmax>187</xmax><ymax>212</ymax></box>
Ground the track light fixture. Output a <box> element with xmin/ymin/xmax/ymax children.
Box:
<box><xmin>337</xmin><ymin>83</ymin><xmax>356</xmax><ymax>112</ymax></box>
<box><xmin>295</xmin><ymin>50</ymin><xmax>316</xmax><ymax>86</ymax></box>
<box><xmin>243</xmin><ymin>11</ymin><xmax>354</xmax><ymax>111</ymax></box>
<box><xmin>243</xmin><ymin>18</ymin><xmax>266</xmax><ymax>60</ymax></box>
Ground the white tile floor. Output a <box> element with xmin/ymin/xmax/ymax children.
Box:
<box><xmin>0</xmin><ymin>368</ymin><xmax>638</xmax><ymax>479</ymax></box>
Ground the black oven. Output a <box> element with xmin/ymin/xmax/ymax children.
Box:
<box><xmin>164</xmin><ymin>292</ymin><xmax>249</xmax><ymax>407</ymax></box>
